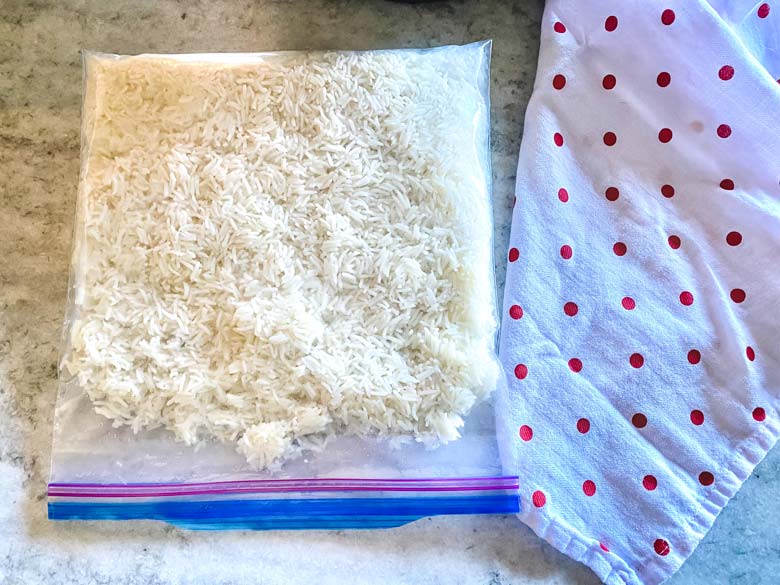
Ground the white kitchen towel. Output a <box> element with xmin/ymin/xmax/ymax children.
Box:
<box><xmin>497</xmin><ymin>2</ymin><xmax>780</xmax><ymax>584</ymax></box>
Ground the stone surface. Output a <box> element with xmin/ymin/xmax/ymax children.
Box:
<box><xmin>0</xmin><ymin>1</ymin><xmax>778</xmax><ymax>584</ymax></box>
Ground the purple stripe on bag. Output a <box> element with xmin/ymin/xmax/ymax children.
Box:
<box><xmin>48</xmin><ymin>476</ymin><xmax>520</xmax><ymax>498</ymax></box>
<box><xmin>49</xmin><ymin>485</ymin><xmax>520</xmax><ymax>498</ymax></box>
<box><xmin>50</xmin><ymin>475</ymin><xmax>516</xmax><ymax>488</ymax></box>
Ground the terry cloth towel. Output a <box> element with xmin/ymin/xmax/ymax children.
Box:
<box><xmin>497</xmin><ymin>1</ymin><xmax>780</xmax><ymax>584</ymax></box>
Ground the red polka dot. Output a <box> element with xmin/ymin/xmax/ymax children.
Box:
<box><xmin>726</xmin><ymin>231</ymin><xmax>742</xmax><ymax>246</ymax></box>
<box><xmin>643</xmin><ymin>474</ymin><xmax>658</xmax><ymax>491</ymax></box>
<box><xmin>564</xmin><ymin>302</ymin><xmax>579</xmax><ymax>316</ymax></box>
<box><xmin>687</xmin><ymin>349</ymin><xmax>701</xmax><ymax>364</ymax></box>
<box><xmin>602</xmin><ymin>74</ymin><xmax>617</xmax><ymax>90</ymax></box>
<box><xmin>519</xmin><ymin>424</ymin><xmax>533</xmax><ymax>441</ymax></box>
<box><xmin>560</xmin><ymin>245</ymin><xmax>573</xmax><ymax>260</ymax></box>
<box><xmin>603</xmin><ymin>132</ymin><xmax>618</xmax><ymax>146</ymax></box>
<box><xmin>558</xmin><ymin>187</ymin><xmax>569</xmax><ymax>202</ymax></box>
<box><xmin>717</xmin><ymin>124</ymin><xmax>732</xmax><ymax>138</ymax></box>
<box><xmin>577</xmin><ymin>418</ymin><xmax>590</xmax><ymax>434</ymax></box>
<box><xmin>746</xmin><ymin>346</ymin><xmax>756</xmax><ymax>361</ymax></box>
<box><xmin>632</xmin><ymin>412</ymin><xmax>648</xmax><ymax>428</ymax></box>
<box><xmin>658</xmin><ymin>128</ymin><xmax>673</xmax><ymax>143</ymax></box>
<box><xmin>532</xmin><ymin>490</ymin><xmax>546</xmax><ymax>507</ymax></box>
<box><xmin>508</xmin><ymin>247</ymin><xmax>520</xmax><ymax>262</ymax></box>
<box><xmin>753</xmin><ymin>407</ymin><xmax>766</xmax><ymax>422</ymax></box>
<box><xmin>600</xmin><ymin>542</ymin><xmax>610</xmax><ymax>552</ymax></box>
<box><xmin>509</xmin><ymin>305</ymin><xmax>523</xmax><ymax>319</ymax></box>
<box><xmin>654</xmin><ymin>539</ymin><xmax>670</xmax><ymax>556</ymax></box>
<box><xmin>661</xmin><ymin>9</ymin><xmax>676</xmax><ymax>24</ymax></box>
<box><xmin>605</xmin><ymin>186</ymin><xmax>620</xmax><ymax>201</ymax></box>
<box><xmin>613</xmin><ymin>242</ymin><xmax>627</xmax><ymax>256</ymax></box>
<box><xmin>568</xmin><ymin>358</ymin><xmax>583</xmax><ymax>373</ymax></box>
<box><xmin>699</xmin><ymin>471</ymin><xmax>714</xmax><ymax>486</ymax></box>
<box><xmin>720</xmin><ymin>178</ymin><xmax>735</xmax><ymax>190</ymax></box>
<box><xmin>514</xmin><ymin>363</ymin><xmax>528</xmax><ymax>380</ymax></box>
<box><xmin>554</xmin><ymin>21</ymin><xmax>567</xmax><ymax>33</ymax></box>
<box><xmin>758</xmin><ymin>3</ymin><xmax>770</xmax><ymax>18</ymax></box>
<box><xmin>630</xmin><ymin>353</ymin><xmax>645</xmax><ymax>368</ymax></box>
<box><xmin>661</xmin><ymin>184</ymin><xmax>675</xmax><ymax>198</ymax></box>
<box><xmin>553</xmin><ymin>74</ymin><xmax>567</xmax><ymax>90</ymax></box>
<box><xmin>657</xmin><ymin>71</ymin><xmax>671</xmax><ymax>87</ymax></box>
<box><xmin>605</xmin><ymin>15</ymin><xmax>619</xmax><ymax>31</ymax></box>
<box><xmin>690</xmin><ymin>409</ymin><xmax>705</xmax><ymax>425</ymax></box>
<box><xmin>583</xmin><ymin>480</ymin><xmax>597</xmax><ymax>496</ymax></box>
<box><xmin>668</xmin><ymin>235</ymin><xmax>681</xmax><ymax>249</ymax></box>
<box><xmin>719</xmin><ymin>65</ymin><xmax>735</xmax><ymax>80</ymax></box>
<box><xmin>730</xmin><ymin>288</ymin><xmax>746</xmax><ymax>303</ymax></box>
<box><xmin>622</xmin><ymin>296</ymin><xmax>636</xmax><ymax>310</ymax></box>
<box><xmin>554</xmin><ymin>132</ymin><xmax>564</xmax><ymax>147</ymax></box>
<box><xmin>679</xmin><ymin>291</ymin><xmax>694</xmax><ymax>306</ymax></box>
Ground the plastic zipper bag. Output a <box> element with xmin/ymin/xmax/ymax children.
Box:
<box><xmin>48</xmin><ymin>41</ymin><xmax>518</xmax><ymax>529</ymax></box>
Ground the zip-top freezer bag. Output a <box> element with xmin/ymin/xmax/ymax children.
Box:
<box><xmin>48</xmin><ymin>42</ymin><xmax>519</xmax><ymax>529</ymax></box>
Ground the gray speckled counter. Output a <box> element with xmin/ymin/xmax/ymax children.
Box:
<box><xmin>1</xmin><ymin>1</ymin><xmax>778</xmax><ymax>584</ymax></box>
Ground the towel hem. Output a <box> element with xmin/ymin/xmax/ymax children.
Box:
<box><xmin>517</xmin><ymin>412</ymin><xmax>780</xmax><ymax>584</ymax></box>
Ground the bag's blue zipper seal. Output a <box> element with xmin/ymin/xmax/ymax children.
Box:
<box><xmin>48</xmin><ymin>475</ymin><xmax>520</xmax><ymax>529</ymax></box>
<box><xmin>49</xmin><ymin>494</ymin><xmax>520</xmax><ymax>530</ymax></box>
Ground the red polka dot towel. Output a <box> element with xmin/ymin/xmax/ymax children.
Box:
<box><xmin>497</xmin><ymin>2</ymin><xmax>780</xmax><ymax>584</ymax></box>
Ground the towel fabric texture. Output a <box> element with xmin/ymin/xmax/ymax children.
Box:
<box><xmin>497</xmin><ymin>2</ymin><xmax>780</xmax><ymax>583</ymax></box>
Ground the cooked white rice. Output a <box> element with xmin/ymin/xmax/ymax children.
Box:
<box><xmin>65</xmin><ymin>49</ymin><xmax>498</xmax><ymax>469</ymax></box>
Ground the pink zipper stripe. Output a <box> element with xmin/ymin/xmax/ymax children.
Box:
<box><xmin>49</xmin><ymin>475</ymin><xmax>516</xmax><ymax>489</ymax></box>
<box><xmin>48</xmin><ymin>476</ymin><xmax>520</xmax><ymax>498</ymax></box>
<box><xmin>49</xmin><ymin>484</ymin><xmax>519</xmax><ymax>498</ymax></box>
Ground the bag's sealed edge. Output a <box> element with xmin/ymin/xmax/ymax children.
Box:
<box><xmin>48</xmin><ymin>476</ymin><xmax>520</xmax><ymax>529</ymax></box>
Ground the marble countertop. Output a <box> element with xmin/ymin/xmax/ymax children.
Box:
<box><xmin>1</xmin><ymin>1</ymin><xmax>778</xmax><ymax>583</ymax></box>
